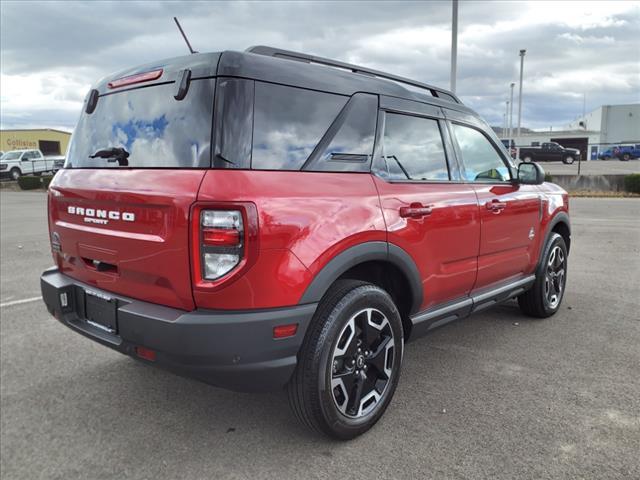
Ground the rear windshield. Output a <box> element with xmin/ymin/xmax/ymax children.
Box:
<box><xmin>66</xmin><ymin>79</ymin><xmax>214</xmax><ymax>168</ymax></box>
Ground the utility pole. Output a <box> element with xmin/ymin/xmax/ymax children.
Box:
<box><xmin>450</xmin><ymin>0</ymin><xmax>458</xmax><ymax>93</ymax></box>
<box><xmin>517</xmin><ymin>49</ymin><xmax>526</xmax><ymax>139</ymax></box>
<box><xmin>509</xmin><ymin>82</ymin><xmax>515</xmax><ymax>146</ymax></box>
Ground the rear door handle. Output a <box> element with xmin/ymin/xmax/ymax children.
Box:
<box><xmin>400</xmin><ymin>203</ymin><xmax>433</xmax><ymax>219</ymax></box>
<box><xmin>486</xmin><ymin>200</ymin><xmax>507</xmax><ymax>212</ymax></box>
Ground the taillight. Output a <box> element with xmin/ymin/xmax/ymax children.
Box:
<box><xmin>191</xmin><ymin>203</ymin><xmax>259</xmax><ymax>287</ymax></box>
<box><xmin>201</xmin><ymin>210</ymin><xmax>243</xmax><ymax>280</ymax></box>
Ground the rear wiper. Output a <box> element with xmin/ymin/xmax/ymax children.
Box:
<box><xmin>89</xmin><ymin>147</ymin><xmax>130</xmax><ymax>166</ymax></box>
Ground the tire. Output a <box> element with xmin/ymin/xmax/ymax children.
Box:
<box><xmin>518</xmin><ymin>233</ymin><xmax>568</xmax><ymax>318</ymax></box>
<box><xmin>522</xmin><ymin>155</ymin><xmax>533</xmax><ymax>163</ymax></box>
<box><xmin>563</xmin><ymin>155</ymin><xmax>575</xmax><ymax>165</ymax></box>
<box><xmin>287</xmin><ymin>280</ymin><xmax>404</xmax><ymax>440</ymax></box>
<box><xmin>10</xmin><ymin>168</ymin><xmax>21</xmax><ymax>180</ymax></box>
<box><xmin>621</xmin><ymin>153</ymin><xmax>630</xmax><ymax>161</ymax></box>
<box><xmin>603</xmin><ymin>156</ymin><xmax>611</xmax><ymax>161</ymax></box>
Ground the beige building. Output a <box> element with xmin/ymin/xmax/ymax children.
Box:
<box><xmin>0</xmin><ymin>129</ymin><xmax>71</xmax><ymax>156</ymax></box>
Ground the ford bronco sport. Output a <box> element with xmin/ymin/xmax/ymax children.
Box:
<box><xmin>41</xmin><ymin>46</ymin><xmax>570</xmax><ymax>439</ymax></box>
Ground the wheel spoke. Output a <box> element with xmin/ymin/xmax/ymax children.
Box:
<box><xmin>368</xmin><ymin>335</ymin><xmax>392</xmax><ymax>379</ymax></box>
<box><xmin>360</xmin><ymin>309</ymin><xmax>381</xmax><ymax>349</ymax></box>
<box><xmin>348</xmin><ymin>373</ymin><xmax>365</xmax><ymax>415</ymax></box>
<box><xmin>334</xmin><ymin>317</ymin><xmax>357</xmax><ymax>357</ymax></box>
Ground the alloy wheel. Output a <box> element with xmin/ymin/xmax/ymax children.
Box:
<box><xmin>330</xmin><ymin>308</ymin><xmax>396</xmax><ymax>419</ymax></box>
<box><xmin>545</xmin><ymin>245</ymin><xmax>566</xmax><ymax>309</ymax></box>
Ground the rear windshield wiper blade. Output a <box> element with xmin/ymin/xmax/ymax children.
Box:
<box><xmin>89</xmin><ymin>147</ymin><xmax>130</xmax><ymax>166</ymax></box>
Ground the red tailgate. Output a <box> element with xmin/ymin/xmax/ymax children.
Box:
<box><xmin>49</xmin><ymin>169</ymin><xmax>205</xmax><ymax>310</ymax></box>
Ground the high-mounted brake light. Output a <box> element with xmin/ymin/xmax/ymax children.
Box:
<box><xmin>108</xmin><ymin>69</ymin><xmax>163</xmax><ymax>89</ymax></box>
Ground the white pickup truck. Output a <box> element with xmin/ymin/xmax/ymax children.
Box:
<box><xmin>0</xmin><ymin>149</ymin><xmax>65</xmax><ymax>180</ymax></box>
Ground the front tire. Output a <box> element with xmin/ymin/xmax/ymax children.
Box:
<box><xmin>523</xmin><ymin>155</ymin><xmax>533</xmax><ymax>163</ymax></box>
<box><xmin>287</xmin><ymin>280</ymin><xmax>404</xmax><ymax>440</ymax></box>
<box><xmin>10</xmin><ymin>168</ymin><xmax>21</xmax><ymax>180</ymax></box>
<box><xmin>563</xmin><ymin>155</ymin><xmax>575</xmax><ymax>165</ymax></box>
<box><xmin>518</xmin><ymin>233</ymin><xmax>568</xmax><ymax>318</ymax></box>
<box><xmin>621</xmin><ymin>153</ymin><xmax>630</xmax><ymax>161</ymax></box>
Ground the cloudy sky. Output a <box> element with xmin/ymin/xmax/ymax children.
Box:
<box><xmin>1</xmin><ymin>0</ymin><xmax>638</xmax><ymax>132</ymax></box>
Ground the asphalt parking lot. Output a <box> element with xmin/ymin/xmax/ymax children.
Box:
<box><xmin>542</xmin><ymin>159</ymin><xmax>639</xmax><ymax>176</ymax></box>
<box><xmin>1</xmin><ymin>191</ymin><xmax>639</xmax><ymax>480</ymax></box>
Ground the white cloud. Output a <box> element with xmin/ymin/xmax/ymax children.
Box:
<box><xmin>0</xmin><ymin>0</ymin><xmax>638</xmax><ymax>130</ymax></box>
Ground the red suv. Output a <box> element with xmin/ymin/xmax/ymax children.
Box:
<box><xmin>41</xmin><ymin>46</ymin><xmax>570</xmax><ymax>439</ymax></box>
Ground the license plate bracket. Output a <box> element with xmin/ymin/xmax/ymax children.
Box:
<box><xmin>84</xmin><ymin>290</ymin><xmax>118</xmax><ymax>334</ymax></box>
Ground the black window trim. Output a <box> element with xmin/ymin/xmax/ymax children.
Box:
<box><xmin>301</xmin><ymin>91</ymin><xmax>378</xmax><ymax>172</ymax></box>
<box><xmin>373</xmin><ymin>108</ymin><xmax>458</xmax><ymax>185</ymax></box>
<box><xmin>447</xmin><ymin>119</ymin><xmax>516</xmax><ymax>184</ymax></box>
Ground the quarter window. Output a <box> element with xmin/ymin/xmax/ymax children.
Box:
<box><xmin>451</xmin><ymin>124</ymin><xmax>510</xmax><ymax>182</ymax></box>
<box><xmin>252</xmin><ymin>82</ymin><xmax>347</xmax><ymax>170</ymax></box>
<box><xmin>383</xmin><ymin>113</ymin><xmax>449</xmax><ymax>181</ymax></box>
<box><xmin>305</xmin><ymin>93</ymin><xmax>378</xmax><ymax>172</ymax></box>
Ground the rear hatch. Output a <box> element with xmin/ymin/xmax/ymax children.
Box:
<box><xmin>49</xmin><ymin>55</ymin><xmax>219</xmax><ymax>310</ymax></box>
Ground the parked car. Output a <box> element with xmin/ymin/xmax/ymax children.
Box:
<box><xmin>0</xmin><ymin>149</ymin><xmax>65</xmax><ymax>180</ymax></box>
<box><xmin>519</xmin><ymin>142</ymin><xmax>580</xmax><ymax>164</ymax></box>
<box><xmin>615</xmin><ymin>145</ymin><xmax>640</xmax><ymax>161</ymax></box>
<box><xmin>598</xmin><ymin>147</ymin><xmax>617</xmax><ymax>160</ymax></box>
<box><xmin>40</xmin><ymin>46</ymin><xmax>571</xmax><ymax>439</ymax></box>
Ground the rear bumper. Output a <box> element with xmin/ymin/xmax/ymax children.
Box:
<box><xmin>40</xmin><ymin>268</ymin><xmax>316</xmax><ymax>392</ymax></box>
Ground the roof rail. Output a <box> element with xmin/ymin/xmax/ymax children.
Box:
<box><xmin>246</xmin><ymin>45</ymin><xmax>460</xmax><ymax>104</ymax></box>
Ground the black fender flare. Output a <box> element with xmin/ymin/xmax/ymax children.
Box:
<box><xmin>537</xmin><ymin>211</ymin><xmax>571</xmax><ymax>269</ymax></box>
<box><xmin>299</xmin><ymin>241</ymin><xmax>423</xmax><ymax>314</ymax></box>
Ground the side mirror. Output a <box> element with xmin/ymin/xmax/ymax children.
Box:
<box><xmin>517</xmin><ymin>161</ymin><xmax>545</xmax><ymax>185</ymax></box>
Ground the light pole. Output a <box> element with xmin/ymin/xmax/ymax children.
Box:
<box><xmin>516</xmin><ymin>49</ymin><xmax>526</xmax><ymax>139</ymax></box>
<box><xmin>504</xmin><ymin>101</ymin><xmax>509</xmax><ymax>137</ymax></box>
<box><xmin>509</xmin><ymin>82</ymin><xmax>515</xmax><ymax>145</ymax></box>
<box><xmin>450</xmin><ymin>0</ymin><xmax>458</xmax><ymax>93</ymax></box>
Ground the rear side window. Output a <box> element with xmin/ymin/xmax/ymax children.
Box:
<box><xmin>383</xmin><ymin>113</ymin><xmax>449</xmax><ymax>181</ymax></box>
<box><xmin>251</xmin><ymin>83</ymin><xmax>347</xmax><ymax>170</ymax></box>
<box><xmin>451</xmin><ymin>124</ymin><xmax>510</xmax><ymax>182</ymax></box>
<box><xmin>66</xmin><ymin>79</ymin><xmax>215</xmax><ymax>168</ymax></box>
<box><xmin>303</xmin><ymin>93</ymin><xmax>378</xmax><ymax>172</ymax></box>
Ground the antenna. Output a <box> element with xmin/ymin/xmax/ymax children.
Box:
<box><xmin>173</xmin><ymin>17</ymin><xmax>197</xmax><ymax>54</ymax></box>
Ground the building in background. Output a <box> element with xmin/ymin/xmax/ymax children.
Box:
<box><xmin>500</xmin><ymin>104</ymin><xmax>640</xmax><ymax>160</ymax></box>
<box><xmin>0</xmin><ymin>129</ymin><xmax>71</xmax><ymax>156</ymax></box>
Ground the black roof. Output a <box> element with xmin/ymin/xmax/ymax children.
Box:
<box><xmin>94</xmin><ymin>46</ymin><xmax>475</xmax><ymax>116</ymax></box>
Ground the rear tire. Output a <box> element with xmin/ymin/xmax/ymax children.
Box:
<box><xmin>621</xmin><ymin>153</ymin><xmax>630</xmax><ymax>161</ymax></box>
<box><xmin>287</xmin><ymin>280</ymin><xmax>404</xmax><ymax>440</ymax></box>
<box><xmin>518</xmin><ymin>233</ymin><xmax>568</xmax><ymax>318</ymax></box>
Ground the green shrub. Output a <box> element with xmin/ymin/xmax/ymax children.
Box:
<box><xmin>544</xmin><ymin>172</ymin><xmax>553</xmax><ymax>183</ymax></box>
<box><xmin>17</xmin><ymin>176</ymin><xmax>42</xmax><ymax>190</ymax></box>
<box><xmin>624</xmin><ymin>174</ymin><xmax>640</xmax><ymax>194</ymax></box>
<box><xmin>41</xmin><ymin>175</ymin><xmax>54</xmax><ymax>189</ymax></box>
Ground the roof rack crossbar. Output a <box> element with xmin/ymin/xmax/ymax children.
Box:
<box><xmin>246</xmin><ymin>45</ymin><xmax>460</xmax><ymax>103</ymax></box>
